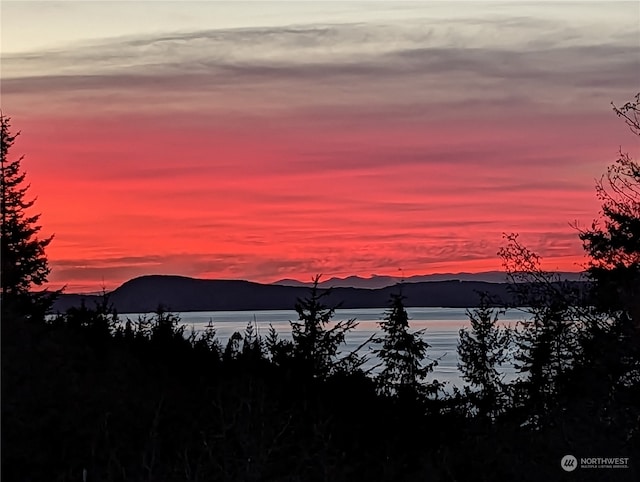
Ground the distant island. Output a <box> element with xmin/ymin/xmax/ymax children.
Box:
<box><xmin>274</xmin><ymin>270</ymin><xmax>585</xmax><ymax>289</ymax></box>
<box><xmin>52</xmin><ymin>271</ymin><xmax>587</xmax><ymax>313</ymax></box>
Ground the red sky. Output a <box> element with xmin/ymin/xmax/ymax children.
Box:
<box><xmin>2</xmin><ymin>2</ymin><xmax>639</xmax><ymax>292</ymax></box>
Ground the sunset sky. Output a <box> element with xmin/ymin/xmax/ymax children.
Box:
<box><xmin>2</xmin><ymin>1</ymin><xmax>639</xmax><ymax>292</ymax></box>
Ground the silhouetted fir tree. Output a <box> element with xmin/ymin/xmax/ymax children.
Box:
<box><xmin>580</xmin><ymin>94</ymin><xmax>640</xmax><ymax>326</ymax></box>
<box><xmin>572</xmin><ymin>94</ymin><xmax>640</xmax><ymax>441</ymax></box>
<box><xmin>264</xmin><ymin>323</ymin><xmax>293</xmax><ymax>366</ymax></box>
<box><xmin>241</xmin><ymin>318</ymin><xmax>264</xmax><ymax>362</ymax></box>
<box><xmin>1</xmin><ymin>114</ymin><xmax>55</xmax><ymax>321</ymax></box>
<box><xmin>498</xmin><ymin>234</ymin><xmax>581</xmax><ymax>423</ymax></box>
<box><xmin>62</xmin><ymin>295</ymin><xmax>118</xmax><ymax>360</ymax></box>
<box><xmin>63</xmin><ymin>291</ymin><xmax>117</xmax><ymax>336</ymax></box>
<box><xmin>291</xmin><ymin>275</ymin><xmax>357</xmax><ymax>378</ymax></box>
<box><xmin>513</xmin><ymin>303</ymin><xmax>580</xmax><ymax>423</ymax></box>
<box><xmin>134</xmin><ymin>313</ymin><xmax>153</xmax><ymax>341</ymax></box>
<box><xmin>150</xmin><ymin>306</ymin><xmax>185</xmax><ymax>346</ymax></box>
<box><xmin>264</xmin><ymin>323</ymin><xmax>280</xmax><ymax>355</ymax></box>
<box><xmin>457</xmin><ymin>293</ymin><xmax>511</xmax><ymax>419</ymax></box>
<box><xmin>373</xmin><ymin>291</ymin><xmax>438</xmax><ymax>398</ymax></box>
<box><xmin>193</xmin><ymin>319</ymin><xmax>222</xmax><ymax>358</ymax></box>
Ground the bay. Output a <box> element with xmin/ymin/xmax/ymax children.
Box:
<box><xmin>122</xmin><ymin>307</ymin><xmax>528</xmax><ymax>388</ymax></box>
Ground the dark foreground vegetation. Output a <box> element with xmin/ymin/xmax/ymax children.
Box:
<box><xmin>2</xmin><ymin>96</ymin><xmax>640</xmax><ymax>481</ymax></box>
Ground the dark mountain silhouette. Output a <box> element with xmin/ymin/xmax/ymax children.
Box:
<box><xmin>274</xmin><ymin>271</ymin><xmax>585</xmax><ymax>289</ymax></box>
<box><xmin>51</xmin><ymin>274</ymin><xmax>589</xmax><ymax>313</ymax></box>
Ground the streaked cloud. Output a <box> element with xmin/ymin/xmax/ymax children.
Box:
<box><xmin>2</xmin><ymin>2</ymin><xmax>637</xmax><ymax>291</ymax></box>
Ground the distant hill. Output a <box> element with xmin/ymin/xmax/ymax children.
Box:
<box><xmin>51</xmin><ymin>274</ymin><xmax>588</xmax><ymax>314</ymax></box>
<box><xmin>274</xmin><ymin>271</ymin><xmax>585</xmax><ymax>289</ymax></box>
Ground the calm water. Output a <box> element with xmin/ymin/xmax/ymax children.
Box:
<box><xmin>122</xmin><ymin>307</ymin><xmax>527</xmax><ymax>388</ymax></box>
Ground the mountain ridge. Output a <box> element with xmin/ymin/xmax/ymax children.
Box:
<box><xmin>273</xmin><ymin>270</ymin><xmax>585</xmax><ymax>289</ymax></box>
<box><xmin>51</xmin><ymin>273</ymin><xmax>588</xmax><ymax>314</ymax></box>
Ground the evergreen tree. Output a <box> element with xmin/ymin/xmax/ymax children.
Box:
<box><xmin>193</xmin><ymin>319</ymin><xmax>222</xmax><ymax>358</ymax></box>
<box><xmin>573</xmin><ymin>94</ymin><xmax>640</xmax><ymax>439</ymax></box>
<box><xmin>1</xmin><ymin>114</ymin><xmax>54</xmax><ymax>320</ymax></box>
<box><xmin>458</xmin><ymin>294</ymin><xmax>511</xmax><ymax>419</ymax></box>
<box><xmin>511</xmin><ymin>300</ymin><xmax>578</xmax><ymax>420</ymax></box>
<box><xmin>150</xmin><ymin>306</ymin><xmax>186</xmax><ymax>347</ymax></box>
<box><xmin>64</xmin><ymin>292</ymin><xmax>118</xmax><ymax>340</ymax></box>
<box><xmin>264</xmin><ymin>323</ymin><xmax>293</xmax><ymax>366</ymax></box>
<box><xmin>373</xmin><ymin>292</ymin><xmax>437</xmax><ymax>398</ymax></box>
<box><xmin>241</xmin><ymin>318</ymin><xmax>265</xmax><ymax>362</ymax></box>
<box><xmin>498</xmin><ymin>234</ymin><xmax>580</xmax><ymax>421</ymax></box>
<box><xmin>291</xmin><ymin>275</ymin><xmax>357</xmax><ymax>378</ymax></box>
<box><xmin>579</xmin><ymin>93</ymin><xmax>640</xmax><ymax>327</ymax></box>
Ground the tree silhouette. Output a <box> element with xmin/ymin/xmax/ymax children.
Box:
<box><xmin>373</xmin><ymin>292</ymin><xmax>437</xmax><ymax>398</ymax></box>
<box><xmin>291</xmin><ymin>275</ymin><xmax>357</xmax><ymax>378</ymax></box>
<box><xmin>192</xmin><ymin>319</ymin><xmax>222</xmax><ymax>358</ymax></box>
<box><xmin>572</xmin><ymin>94</ymin><xmax>640</xmax><ymax>440</ymax></box>
<box><xmin>1</xmin><ymin>114</ymin><xmax>54</xmax><ymax>321</ymax></box>
<box><xmin>579</xmin><ymin>93</ymin><xmax>640</xmax><ymax>327</ymax></box>
<box><xmin>458</xmin><ymin>294</ymin><xmax>511</xmax><ymax>419</ymax></box>
<box><xmin>498</xmin><ymin>234</ymin><xmax>580</xmax><ymax>421</ymax></box>
<box><xmin>241</xmin><ymin>318</ymin><xmax>265</xmax><ymax>363</ymax></box>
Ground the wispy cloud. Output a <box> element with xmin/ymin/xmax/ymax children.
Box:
<box><xmin>4</xmin><ymin>16</ymin><xmax>637</xmax><ymax>109</ymax></box>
